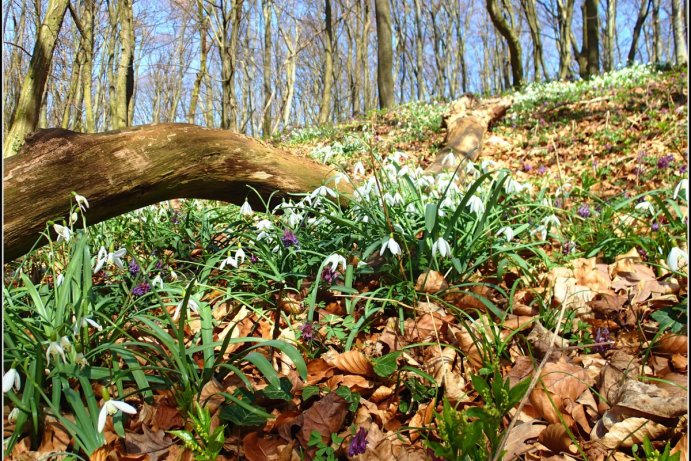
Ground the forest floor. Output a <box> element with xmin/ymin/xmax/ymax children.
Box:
<box><xmin>4</xmin><ymin>64</ymin><xmax>688</xmax><ymax>461</ymax></box>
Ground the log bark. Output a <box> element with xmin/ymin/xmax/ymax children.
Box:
<box><xmin>4</xmin><ymin>123</ymin><xmax>343</xmax><ymax>261</ymax></box>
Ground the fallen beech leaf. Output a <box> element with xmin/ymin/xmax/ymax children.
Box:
<box><xmin>403</xmin><ymin>313</ymin><xmax>444</xmax><ymax>342</ymax></box>
<box><xmin>599</xmin><ymin>416</ymin><xmax>668</xmax><ymax>449</ymax></box>
<box><xmin>325</xmin><ymin>374</ymin><xmax>373</xmax><ymax>392</ymax></box>
<box><xmin>502</xmin><ymin>420</ymin><xmax>546</xmax><ymax>461</ymax></box>
<box><xmin>297</xmin><ymin>393</ymin><xmax>349</xmax><ymax>450</ymax></box>
<box><xmin>243</xmin><ymin>432</ymin><xmax>284</xmax><ymax>461</ymax></box>
<box><xmin>610</xmin><ymin>378</ymin><xmax>687</xmax><ymax>421</ymax></box>
<box><xmin>671</xmin><ymin>432</ymin><xmax>688</xmax><ymax>460</ymax></box>
<box><xmin>671</xmin><ymin>353</ymin><xmax>687</xmax><ymax>372</ymax></box>
<box><xmin>414</xmin><ymin>270</ymin><xmax>448</xmax><ymax>293</ymax></box>
<box><xmin>370</xmin><ymin>386</ymin><xmax>394</xmax><ymax>403</ymax></box>
<box><xmin>655</xmin><ymin>334</ymin><xmax>688</xmax><ymax>355</ymax></box>
<box><xmin>324</xmin><ymin>350</ymin><xmax>374</xmax><ymax>376</ymax></box>
<box><xmin>538</xmin><ymin>423</ymin><xmax>578</xmax><ymax>455</ymax></box>
<box><xmin>526</xmin><ymin>321</ymin><xmax>570</xmax><ymax>360</ymax></box>
<box><xmin>306</xmin><ymin>358</ymin><xmax>335</xmax><ymax>385</ymax></box>
<box><xmin>407</xmin><ymin>400</ymin><xmax>435</xmax><ymax>442</ymax></box>
<box><xmin>572</xmin><ymin>258</ymin><xmax>611</xmax><ymax>293</ymax></box>
<box><xmin>124</xmin><ymin>426</ymin><xmax>172</xmax><ymax>461</ymax></box>
<box><xmin>529</xmin><ymin>360</ymin><xmax>590</xmax><ymax>424</ymax></box>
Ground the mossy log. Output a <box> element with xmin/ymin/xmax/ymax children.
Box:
<box><xmin>4</xmin><ymin>123</ymin><xmax>343</xmax><ymax>261</ymax></box>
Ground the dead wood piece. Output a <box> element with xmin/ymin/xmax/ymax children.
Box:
<box><xmin>4</xmin><ymin>123</ymin><xmax>344</xmax><ymax>261</ymax></box>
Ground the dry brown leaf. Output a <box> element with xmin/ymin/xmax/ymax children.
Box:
<box><xmin>599</xmin><ymin>416</ymin><xmax>668</xmax><ymax>449</ymax></box>
<box><xmin>670</xmin><ymin>353</ymin><xmax>688</xmax><ymax>372</ymax></box>
<box><xmin>610</xmin><ymin>378</ymin><xmax>688</xmax><ymax>421</ymax></box>
<box><xmin>671</xmin><ymin>432</ymin><xmax>688</xmax><ymax>460</ymax></box>
<box><xmin>526</xmin><ymin>321</ymin><xmax>570</xmax><ymax>361</ymax></box>
<box><xmin>306</xmin><ymin>358</ymin><xmax>335</xmax><ymax>385</ymax></box>
<box><xmin>324</xmin><ymin>350</ymin><xmax>374</xmax><ymax>376</ymax></box>
<box><xmin>572</xmin><ymin>258</ymin><xmax>612</xmax><ymax>292</ymax></box>
<box><xmin>403</xmin><ymin>313</ymin><xmax>443</xmax><ymax>342</ymax></box>
<box><xmin>325</xmin><ymin>374</ymin><xmax>374</xmax><ymax>392</ymax></box>
<box><xmin>297</xmin><ymin>393</ymin><xmax>349</xmax><ymax>450</ymax></box>
<box><xmin>370</xmin><ymin>386</ymin><xmax>394</xmax><ymax>403</ymax></box>
<box><xmin>655</xmin><ymin>334</ymin><xmax>688</xmax><ymax>355</ymax></box>
<box><xmin>502</xmin><ymin>420</ymin><xmax>546</xmax><ymax>461</ymax></box>
<box><xmin>538</xmin><ymin>423</ymin><xmax>578</xmax><ymax>455</ymax></box>
<box><xmin>414</xmin><ymin>270</ymin><xmax>448</xmax><ymax>293</ymax></box>
<box><xmin>124</xmin><ymin>426</ymin><xmax>173</xmax><ymax>461</ymax></box>
<box><xmin>407</xmin><ymin>400</ymin><xmax>435</xmax><ymax>442</ymax></box>
<box><xmin>529</xmin><ymin>360</ymin><xmax>590</xmax><ymax>424</ymax></box>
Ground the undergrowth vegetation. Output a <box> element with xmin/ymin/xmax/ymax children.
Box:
<box><xmin>3</xmin><ymin>65</ymin><xmax>688</xmax><ymax>460</ymax></box>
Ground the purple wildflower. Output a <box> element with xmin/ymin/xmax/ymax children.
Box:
<box><xmin>128</xmin><ymin>259</ymin><xmax>140</xmax><ymax>277</ymax></box>
<box><xmin>593</xmin><ymin>327</ymin><xmax>612</xmax><ymax>354</ymax></box>
<box><xmin>537</xmin><ymin>165</ymin><xmax>547</xmax><ymax>175</ymax></box>
<box><xmin>638</xmin><ymin>247</ymin><xmax>649</xmax><ymax>261</ymax></box>
<box><xmin>248</xmin><ymin>253</ymin><xmax>259</xmax><ymax>264</ymax></box>
<box><xmin>522</xmin><ymin>162</ymin><xmax>533</xmax><ymax>172</ymax></box>
<box><xmin>132</xmin><ymin>282</ymin><xmax>151</xmax><ymax>297</ymax></box>
<box><xmin>300</xmin><ymin>322</ymin><xmax>314</xmax><ymax>341</ymax></box>
<box><xmin>155</xmin><ymin>260</ymin><xmax>164</xmax><ymax>270</ymax></box>
<box><xmin>657</xmin><ymin>154</ymin><xmax>674</xmax><ymax>169</ymax></box>
<box><xmin>554</xmin><ymin>198</ymin><xmax>563</xmax><ymax>209</ymax></box>
<box><xmin>322</xmin><ymin>267</ymin><xmax>338</xmax><ymax>284</ymax></box>
<box><xmin>577</xmin><ymin>203</ymin><xmax>591</xmax><ymax>218</ymax></box>
<box><xmin>280</xmin><ymin>230</ymin><xmax>299</xmax><ymax>248</ymax></box>
<box><xmin>679</xmin><ymin>165</ymin><xmax>688</xmax><ymax>174</ymax></box>
<box><xmin>170</xmin><ymin>211</ymin><xmax>180</xmax><ymax>225</ymax></box>
<box><xmin>651</xmin><ymin>221</ymin><xmax>660</xmax><ymax>232</ymax></box>
<box><xmin>562</xmin><ymin>241</ymin><xmax>576</xmax><ymax>255</ymax></box>
<box><xmin>348</xmin><ymin>427</ymin><xmax>368</xmax><ymax>457</ymax></box>
<box><xmin>634</xmin><ymin>166</ymin><xmax>645</xmax><ymax>176</ymax></box>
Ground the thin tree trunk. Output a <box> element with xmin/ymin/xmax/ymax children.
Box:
<box><xmin>486</xmin><ymin>0</ymin><xmax>523</xmax><ymax>87</ymax></box>
<box><xmin>113</xmin><ymin>0</ymin><xmax>134</xmax><ymax>129</ymax></box>
<box><xmin>262</xmin><ymin>0</ymin><xmax>273</xmax><ymax>136</ymax></box>
<box><xmin>413</xmin><ymin>0</ymin><xmax>425</xmax><ymax>100</ymax></box>
<box><xmin>651</xmin><ymin>0</ymin><xmax>660</xmax><ymax>64</ymax></box>
<box><xmin>188</xmin><ymin>1</ymin><xmax>208</xmax><ymax>124</ymax></box>
<box><xmin>374</xmin><ymin>0</ymin><xmax>394</xmax><ymax>109</ymax></box>
<box><xmin>318</xmin><ymin>0</ymin><xmax>334</xmax><ymax>124</ymax></box>
<box><xmin>672</xmin><ymin>0</ymin><xmax>688</xmax><ymax>65</ymax></box>
<box><xmin>520</xmin><ymin>0</ymin><xmax>547</xmax><ymax>80</ymax></box>
<box><xmin>280</xmin><ymin>23</ymin><xmax>298</xmax><ymax>127</ymax></box>
<box><xmin>82</xmin><ymin>0</ymin><xmax>95</xmax><ymax>132</ymax></box>
<box><xmin>557</xmin><ymin>0</ymin><xmax>575</xmax><ymax>80</ymax></box>
<box><xmin>627</xmin><ymin>0</ymin><xmax>652</xmax><ymax>65</ymax></box>
<box><xmin>4</xmin><ymin>0</ymin><xmax>70</xmax><ymax>156</ymax></box>
<box><xmin>363</xmin><ymin>0</ymin><xmax>372</xmax><ymax>112</ymax></box>
<box><xmin>603</xmin><ymin>0</ymin><xmax>616</xmax><ymax>71</ymax></box>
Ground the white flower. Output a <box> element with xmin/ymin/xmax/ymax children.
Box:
<box><xmin>75</xmin><ymin>317</ymin><xmax>103</xmax><ymax>335</ymax></box>
<box><xmin>467</xmin><ymin>195</ymin><xmax>485</xmax><ymax>215</ymax></box>
<box><xmin>239</xmin><ymin>200</ymin><xmax>253</xmax><ymax>217</ymax></box>
<box><xmin>93</xmin><ymin>247</ymin><xmax>127</xmax><ymax>273</ymax></box>
<box><xmin>3</xmin><ymin>368</ymin><xmax>20</xmax><ymax>393</ymax></box>
<box><xmin>151</xmin><ymin>274</ymin><xmax>164</xmax><ymax>289</ymax></box>
<box><xmin>352</xmin><ymin>161</ymin><xmax>365</xmax><ymax>176</ymax></box>
<box><xmin>172</xmin><ymin>298</ymin><xmax>200</xmax><ymax>321</ymax></box>
<box><xmin>480</xmin><ymin>159</ymin><xmax>497</xmax><ymax>173</ymax></box>
<box><xmin>46</xmin><ymin>341</ymin><xmax>66</xmax><ymax>365</ymax></box>
<box><xmin>56</xmin><ymin>273</ymin><xmax>64</xmax><ymax>287</ymax></box>
<box><xmin>673</xmin><ymin>179</ymin><xmax>688</xmax><ymax>201</ymax></box>
<box><xmin>235</xmin><ymin>247</ymin><xmax>246</xmax><ymax>264</ymax></box>
<box><xmin>219</xmin><ymin>254</ymin><xmax>238</xmax><ymax>270</ymax></box>
<box><xmin>74</xmin><ymin>193</ymin><xmax>89</xmax><ymax>212</ymax></box>
<box><xmin>324</xmin><ymin>253</ymin><xmax>347</xmax><ymax>272</ymax></box>
<box><xmin>380</xmin><ymin>235</ymin><xmax>402</xmax><ymax>256</ymax></box>
<box><xmin>69</xmin><ymin>212</ymin><xmax>79</xmax><ymax>225</ymax></box>
<box><xmin>54</xmin><ymin>224</ymin><xmax>72</xmax><ymax>243</ymax></box>
<box><xmin>7</xmin><ymin>407</ymin><xmax>20</xmax><ymax>423</ymax></box>
<box><xmin>75</xmin><ymin>353</ymin><xmax>89</xmax><ymax>368</ymax></box>
<box><xmin>667</xmin><ymin>247</ymin><xmax>688</xmax><ymax>272</ymax></box>
<box><xmin>504</xmin><ymin>177</ymin><xmax>524</xmax><ymax>194</ymax></box>
<box><xmin>398</xmin><ymin>165</ymin><xmax>411</xmax><ymax>177</ymax></box>
<box><xmin>169</xmin><ymin>269</ymin><xmax>178</xmax><ymax>282</ymax></box>
<box><xmin>441</xmin><ymin>152</ymin><xmax>457</xmax><ymax>167</ymax></box>
<box><xmin>98</xmin><ymin>399</ymin><xmax>137</xmax><ymax>433</ymax></box>
<box><xmin>389</xmin><ymin>151</ymin><xmax>408</xmax><ymax>164</ymax></box>
<box><xmin>531</xmin><ymin>225</ymin><xmax>548</xmax><ymax>241</ymax></box>
<box><xmin>312</xmin><ymin>185</ymin><xmax>337</xmax><ymax>198</ymax></box>
<box><xmin>285</xmin><ymin>212</ymin><xmax>302</xmax><ymax>229</ymax></box>
<box><xmin>465</xmin><ymin>161</ymin><xmax>478</xmax><ymax>176</ymax></box>
<box><xmin>555</xmin><ymin>183</ymin><xmax>573</xmax><ymax>197</ymax></box>
<box><xmin>432</xmin><ymin>237</ymin><xmax>452</xmax><ymax>258</ymax></box>
<box><xmin>542</xmin><ymin>214</ymin><xmax>561</xmax><ymax>227</ymax></box>
<box><xmin>634</xmin><ymin>200</ymin><xmax>655</xmax><ymax>215</ymax></box>
<box><xmin>496</xmin><ymin>226</ymin><xmax>515</xmax><ymax>241</ymax></box>
<box><xmin>60</xmin><ymin>336</ymin><xmax>72</xmax><ymax>353</ymax></box>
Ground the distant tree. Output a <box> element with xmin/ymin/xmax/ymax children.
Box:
<box><xmin>603</xmin><ymin>0</ymin><xmax>617</xmax><ymax>71</ymax></box>
<box><xmin>520</xmin><ymin>0</ymin><xmax>548</xmax><ymax>81</ymax></box>
<box><xmin>556</xmin><ymin>0</ymin><xmax>576</xmax><ymax>80</ymax></box>
<box><xmin>671</xmin><ymin>0</ymin><xmax>688</xmax><ymax>65</ymax></box>
<box><xmin>486</xmin><ymin>0</ymin><xmax>523</xmax><ymax>87</ymax></box>
<box><xmin>584</xmin><ymin>0</ymin><xmax>600</xmax><ymax>77</ymax></box>
<box><xmin>374</xmin><ymin>0</ymin><xmax>394</xmax><ymax>109</ymax></box>
<box><xmin>318</xmin><ymin>0</ymin><xmax>334</xmax><ymax>124</ymax></box>
<box><xmin>4</xmin><ymin>0</ymin><xmax>70</xmax><ymax>156</ymax></box>
<box><xmin>627</xmin><ymin>0</ymin><xmax>652</xmax><ymax>65</ymax></box>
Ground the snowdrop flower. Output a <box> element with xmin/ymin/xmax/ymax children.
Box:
<box><xmin>56</xmin><ymin>273</ymin><xmax>64</xmax><ymax>287</ymax></box>
<box><xmin>406</xmin><ymin>203</ymin><xmax>418</xmax><ymax>214</ymax></box>
<box><xmin>151</xmin><ymin>274</ymin><xmax>164</xmax><ymax>289</ymax></box>
<box><xmin>219</xmin><ymin>254</ymin><xmax>238</xmax><ymax>270</ymax></box>
<box><xmin>465</xmin><ymin>161</ymin><xmax>478</xmax><ymax>176</ymax></box>
<box><xmin>239</xmin><ymin>200</ymin><xmax>253</xmax><ymax>217</ymax></box>
<box><xmin>75</xmin><ymin>353</ymin><xmax>89</xmax><ymax>368</ymax></box>
<box><xmin>169</xmin><ymin>269</ymin><xmax>178</xmax><ymax>282</ymax></box>
<box><xmin>504</xmin><ymin>177</ymin><xmax>524</xmax><ymax>194</ymax></box>
<box><xmin>496</xmin><ymin>226</ymin><xmax>515</xmax><ymax>241</ymax></box>
<box><xmin>398</xmin><ymin>165</ymin><xmax>411</xmax><ymax>177</ymax></box>
<box><xmin>46</xmin><ymin>341</ymin><xmax>66</xmax><ymax>365</ymax></box>
<box><xmin>312</xmin><ymin>185</ymin><xmax>337</xmax><ymax>198</ymax></box>
<box><xmin>634</xmin><ymin>200</ymin><xmax>655</xmax><ymax>215</ymax></box>
<box><xmin>3</xmin><ymin>368</ymin><xmax>20</xmax><ymax>393</ymax></box>
<box><xmin>467</xmin><ymin>195</ymin><xmax>485</xmax><ymax>216</ymax></box>
<box><xmin>542</xmin><ymin>214</ymin><xmax>561</xmax><ymax>227</ymax></box>
<box><xmin>235</xmin><ymin>246</ymin><xmax>246</xmax><ymax>264</ymax></box>
<box><xmin>441</xmin><ymin>152</ymin><xmax>457</xmax><ymax>167</ymax></box>
<box><xmin>93</xmin><ymin>247</ymin><xmax>127</xmax><ymax>273</ymax></box>
<box><xmin>98</xmin><ymin>399</ymin><xmax>137</xmax><ymax>433</ymax></box>
<box><xmin>7</xmin><ymin>407</ymin><xmax>20</xmax><ymax>423</ymax></box>
<box><xmin>256</xmin><ymin>219</ymin><xmax>274</xmax><ymax>240</ymax></box>
<box><xmin>667</xmin><ymin>247</ymin><xmax>688</xmax><ymax>272</ymax></box>
<box><xmin>480</xmin><ymin>159</ymin><xmax>497</xmax><ymax>173</ymax></box>
<box><xmin>673</xmin><ymin>178</ymin><xmax>688</xmax><ymax>201</ymax></box>
<box><xmin>54</xmin><ymin>224</ymin><xmax>72</xmax><ymax>243</ymax></box>
<box><xmin>74</xmin><ymin>193</ymin><xmax>89</xmax><ymax>212</ymax></box>
<box><xmin>60</xmin><ymin>336</ymin><xmax>72</xmax><ymax>353</ymax></box>
<box><xmin>380</xmin><ymin>234</ymin><xmax>402</xmax><ymax>256</ymax></box>
<box><xmin>69</xmin><ymin>212</ymin><xmax>79</xmax><ymax>225</ymax></box>
<box><xmin>324</xmin><ymin>253</ymin><xmax>347</xmax><ymax>272</ymax></box>
<box><xmin>555</xmin><ymin>183</ymin><xmax>573</xmax><ymax>197</ymax></box>
<box><xmin>172</xmin><ymin>298</ymin><xmax>200</xmax><ymax>321</ymax></box>
<box><xmin>352</xmin><ymin>161</ymin><xmax>365</xmax><ymax>176</ymax></box>
<box><xmin>531</xmin><ymin>225</ymin><xmax>548</xmax><ymax>241</ymax></box>
<box><xmin>74</xmin><ymin>317</ymin><xmax>103</xmax><ymax>335</ymax></box>
<box><xmin>333</xmin><ymin>172</ymin><xmax>347</xmax><ymax>186</ymax></box>
<box><xmin>432</xmin><ymin>237</ymin><xmax>452</xmax><ymax>258</ymax></box>
<box><xmin>389</xmin><ymin>151</ymin><xmax>408</xmax><ymax>164</ymax></box>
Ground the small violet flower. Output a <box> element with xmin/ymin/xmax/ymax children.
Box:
<box><xmin>132</xmin><ymin>282</ymin><xmax>150</xmax><ymax>297</ymax></box>
<box><xmin>348</xmin><ymin>427</ymin><xmax>368</xmax><ymax>457</ymax></box>
<box><xmin>128</xmin><ymin>259</ymin><xmax>140</xmax><ymax>277</ymax></box>
<box><xmin>593</xmin><ymin>327</ymin><xmax>612</xmax><ymax>354</ymax></box>
<box><xmin>3</xmin><ymin>368</ymin><xmax>21</xmax><ymax>393</ymax></box>
<box><xmin>577</xmin><ymin>203</ymin><xmax>591</xmax><ymax>218</ymax></box>
<box><xmin>97</xmin><ymin>399</ymin><xmax>137</xmax><ymax>433</ymax></box>
<box><xmin>300</xmin><ymin>322</ymin><xmax>314</xmax><ymax>341</ymax></box>
<box><xmin>322</xmin><ymin>267</ymin><xmax>338</xmax><ymax>283</ymax></box>
<box><xmin>281</xmin><ymin>230</ymin><xmax>299</xmax><ymax>248</ymax></box>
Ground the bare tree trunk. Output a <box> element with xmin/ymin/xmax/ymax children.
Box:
<box><xmin>486</xmin><ymin>0</ymin><xmax>523</xmax><ymax>87</ymax></box>
<box><xmin>413</xmin><ymin>0</ymin><xmax>425</xmax><ymax>100</ymax></box>
<box><xmin>557</xmin><ymin>0</ymin><xmax>575</xmax><ymax>80</ymax></box>
<box><xmin>363</xmin><ymin>0</ymin><xmax>372</xmax><ymax>112</ymax></box>
<box><xmin>82</xmin><ymin>0</ymin><xmax>95</xmax><ymax>132</ymax></box>
<box><xmin>3</xmin><ymin>0</ymin><xmax>28</xmax><ymax>133</ymax></box>
<box><xmin>520</xmin><ymin>0</ymin><xmax>548</xmax><ymax>80</ymax></box>
<box><xmin>188</xmin><ymin>1</ymin><xmax>208</xmax><ymax>124</ymax></box>
<box><xmin>280</xmin><ymin>23</ymin><xmax>298</xmax><ymax>127</ymax></box>
<box><xmin>627</xmin><ymin>0</ymin><xmax>651</xmax><ymax>65</ymax></box>
<box><xmin>374</xmin><ymin>0</ymin><xmax>394</xmax><ymax>108</ymax></box>
<box><xmin>318</xmin><ymin>0</ymin><xmax>334</xmax><ymax>124</ymax></box>
<box><xmin>218</xmin><ymin>0</ymin><xmax>242</xmax><ymax>130</ymax></box>
<box><xmin>603</xmin><ymin>0</ymin><xmax>616</xmax><ymax>71</ymax></box>
<box><xmin>672</xmin><ymin>0</ymin><xmax>688</xmax><ymax>65</ymax></box>
<box><xmin>584</xmin><ymin>0</ymin><xmax>600</xmax><ymax>77</ymax></box>
<box><xmin>4</xmin><ymin>0</ymin><xmax>69</xmax><ymax>156</ymax></box>
<box><xmin>651</xmin><ymin>0</ymin><xmax>661</xmax><ymax>64</ymax></box>
<box><xmin>113</xmin><ymin>0</ymin><xmax>134</xmax><ymax>129</ymax></box>
<box><xmin>4</xmin><ymin>124</ymin><xmax>346</xmax><ymax>261</ymax></box>
<box><xmin>262</xmin><ymin>0</ymin><xmax>273</xmax><ymax>136</ymax></box>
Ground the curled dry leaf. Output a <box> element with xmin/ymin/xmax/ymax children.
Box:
<box><xmin>370</xmin><ymin>386</ymin><xmax>394</xmax><ymax>403</ymax></box>
<box><xmin>655</xmin><ymin>334</ymin><xmax>688</xmax><ymax>355</ymax></box>
<box><xmin>407</xmin><ymin>399</ymin><xmax>436</xmax><ymax>443</ymax></box>
<box><xmin>538</xmin><ymin>423</ymin><xmax>578</xmax><ymax>455</ymax></box>
<box><xmin>502</xmin><ymin>420</ymin><xmax>546</xmax><ymax>461</ymax></box>
<box><xmin>278</xmin><ymin>293</ymin><xmax>304</xmax><ymax>314</ymax></box>
<box><xmin>243</xmin><ymin>432</ymin><xmax>285</xmax><ymax>461</ymax></box>
<box><xmin>610</xmin><ymin>378</ymin><xmax>688</xmax><ymax>422</ymax></box>
<box><xmin>296</xmin><ymin>393</ymin><xmax>349</xmax><ymax>450</ymax></box>
<box><xmin>526</xmin><ymin>320</ymin><xmax>570</xmax><ymax>361</ymax></box>
<box><xmin>599</xmin><ymin>417</ymin><xmax>668</xmax><ymax>449</ymax></box>
<box><xmin>323</xmin><ymin>350</ymin><xmax>374</xmax><ymax>376</ymax></box>
<box><xmin>414</xmin><ymin>270</ymin><xmax>448</xmax><ymax>293</ymax></box>
<box><xmin>529</xmin><ymin>360</ymin><xmax>590</xmax><ymax>424</ymax></box>
<box><xmin>671</xmin><ymin>432</ymin><xmax>688</xmax><ymax>461</ymax></box>
<box><xmin>571</xmin><ymin>258</ymin><xmax>612</xmax><ymax>293</ymax></box>
<box><xmin>450</xmin><ymin>323</ymin><xmax>483</xmax><ymax>370</ymax></box>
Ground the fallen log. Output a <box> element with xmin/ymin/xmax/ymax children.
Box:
<box><xmin>4</xmin><ymin>123</ymin><xmax>343</xmax><ymax>261</ymax></box>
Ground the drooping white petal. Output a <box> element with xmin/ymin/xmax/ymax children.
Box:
<box><xmin>467</xmin><ymin>195</ymin><xmax>485</xmax><ymax>216</ymax></box>
<box><xmin>667</xmin><ymin>247</ymin><xmax>688</xmax><ymax>272</ymax></box>
<box><xmin>634</xmin><ymin>201</ymin><xmax>655</xmax><ymax>214</ymax></box>
<box><xmin>74</xmin><ymin>194</ymin><xmax>89</xmax><ymax>212</ymax></box>
<box><xmin>673</xmin><ymin>179</ymin><xmax>688</xmax><ymax>201</ymax></box>
<box><xmin>97</xmin><ymin>404</ymin><xmax>109</xmax><ymax>433</ymax></box>
<box><xmin>53</xmin><ymin>224</ymin><xmax>72</xmax><ymax>243</ymax></box>
<box><xmin>110</xmin><ymin>399</ymin><xmax>137</xmax><ymax>415</ymax></box>
<box><xmin>3</xmin><ymin>368</ymin><xmax>20</xmax><ymax>393</ymax></box>
<box><xmin>324</xmin><ymin>253</ymin><xmax>347</xmax><ymax>272</ymax></box>
<box><xmin>432</xmin><ymin>237</ymin><xmax>451</xmax><ymax>258</ymax></box>
<box><xmin>496</xmin><ymin>226</ymin><xmax>515</xmax><ymax>242</ymax></box>
<box><xmin>240</xmin><ymin>200</ymin><xmax>253</xmax><ymax>217</ymax></box>
<box><xmin>542</xmin><ymin>214</ymin><xmax>561</xmax><ymax>227</ymax></box>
